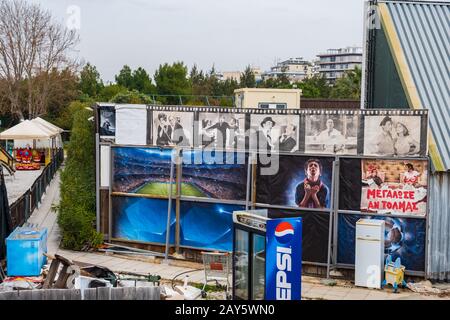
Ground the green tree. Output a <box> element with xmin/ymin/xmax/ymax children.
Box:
<box><xmin>58</xmin><ymin>107</ymin><xmax>103</xmax><ymax>250</ymax></box>
<box><xmin>239</xmin><ymin>65</ymin><xmax>256</xmax><ymax>88</ymax></box>
<box><xmin>110</xmin><ymin>90</ymin><xmax>152</xmax><ymax>104</ymax></box>
<box><xmin>115</xmin><ymin>65</ymin><xmax>133</xmax><ymax>89</ymax></box>
<box><xmin>132</xmin><ymin>67</ymin><xmax>156</xmax><ymax>94</ymax></box>
<box><xmin>297</xmin><ymin>75</ymin><xmax>331</xmax><ymax>98</ymax></box>
<box><xmin>330</xmin><ymin>67</ymin><xmax>361</xmax><ymax>99</ymax></box>
<box><xmin>79</xmin><ymin>63</ymin><xmax>103</xmax><ymax>98</ymax></box>
<box><xmin>98</xmin><ymin>84</ymin><xmax>128</xmax><ymax>102</ymax></box>
<box><xmin>154</xmin><ymin>62</ymin><xmax>191</xmax><ymax>104</ymax></box>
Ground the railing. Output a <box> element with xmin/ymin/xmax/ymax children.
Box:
<box><xmin>9</xmin><ymin>148</ymin><xmax>64</xmax><ymax>229</ymax></box>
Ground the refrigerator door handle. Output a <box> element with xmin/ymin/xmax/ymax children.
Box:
<box><xmin>356</xmin><ymin>237</ymin><xmax>381</xmax><ymax>242</ymax></box>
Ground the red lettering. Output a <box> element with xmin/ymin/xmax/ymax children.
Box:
<box><xmin>367</xmin><ymin>189</ymin><xmax>377</xmax><ymax>200</ymax></box>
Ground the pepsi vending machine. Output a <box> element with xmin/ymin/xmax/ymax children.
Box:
<box><xmin>232</xmin><ymin>211</ymin><xmax>302</xmax><ymax>300</ymax></box>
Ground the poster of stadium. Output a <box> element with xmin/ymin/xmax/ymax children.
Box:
<box><xmin>362</xmin><ymin>110</ymin><xmax>428</xmax><ymax>157</ymax></box>
<box><xmin>256</xmin><ymin>155</ymin><xmax>334</xmax><ymax>209</ymax></box>
<box><xmin>181</xmin><ymin>150</ymin><xmax>248</xmax><ymax>201</ymax></box>
<box><xmin>111</xmin><ymin>147</ymin><xmax>175</xmax><ymax>197</ymax></box>
<box><xmin>361</xmin><ymin>159</ymin><xmax>428</xmax><ymax>216</ymax></box>
<box><xmin>337</xmin><ymin>214</ymin><xmax>426</xmax><ymax>272</ymax></box>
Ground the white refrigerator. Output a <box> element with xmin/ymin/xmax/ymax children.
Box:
<box><xmin>355</xmin><ymin>219</ymin><xmax>385</xmax><ymax>289</ymax></box>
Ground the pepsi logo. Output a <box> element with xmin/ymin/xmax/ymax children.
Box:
<box><xmin>275</xmin><ymin>221</ymin><xmax>294</xmax><ymax>244</ymax></box>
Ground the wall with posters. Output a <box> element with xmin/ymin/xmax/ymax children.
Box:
<box><xmin>95</xmin><ymin>104</ymin><xmax>430</xmax><ymax>273</ymax></box>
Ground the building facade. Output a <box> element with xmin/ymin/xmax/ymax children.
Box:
<box><xmin>262</xmin><ymin>58</ymin><xmax>314</xmax><ymax>83</ymax></box>
<box><xmin>317</xmin><ymin>47</ymin><xmax>363</xmax><ymax>84</ymax></box>
<box><xmin>234</xmin><ymin>88</ymin><xmax>302</xmax><ymax>109</ymax></box>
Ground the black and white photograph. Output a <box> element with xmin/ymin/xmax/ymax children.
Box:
<box><xmin>152</xmin><ymin>111</ymin><xmax>194</xmax><ymax>147</ymax></box>
<box><xmin>99</xmin><ymin>106</ymin><xmax>116</xmax><ymax>137</ymax></box>
<box><xmin>197</xmin><ymin>112</ymin><xmax>246</xmax><ymax>150</ymax></box>
<box><xmin>249</xmin><ymin>114</ymin><xmax>300</xmax><ymax>153</ymax></box>
<box><xmin>364</xmin><ymin>115</ymin><xmax>422</xmax><ymax>157</ymax></box>
<box><xmin>305</xmin><ymin>114</ymin><xmax>358</xmax><ymax>155</ymax></box>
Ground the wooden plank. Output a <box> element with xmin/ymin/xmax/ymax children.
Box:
<box><xmin>97</xmin><ymin>287</ymin><xmax>111</xmax><ymax>300</ymax></box>
<box><xmin>17</xmin><ymin>290</ymin><xmax>33</xmax><ymax>300</ymax></box>
<box><xmin>0</xmin><ymin>291</ymin><xmax>19</xmax><ymax>300</ymax></box>
<box><xmin>110</xmin><ymin>287</ymin><xmax>124</xmax><ymax>300</ymax></box>
<box><xmin>136</xmin><ymin>287</ymin><xmax>160</xmax><ymax>300</ymax></box>
<box><xmin>70</xmin><ymin>289</ymin><xmax>82</xmax><ymax>300</ymax></box>
<box><xmin>122</xmin><ymin>287</ymin><xmax>136</xmax><ymax>300</ymax></box>
<box><xmin>83</xmin><ymin>288</ymin><xmax>97</xmax><ymax>300</ymax></box>
<box><xmin>43</xmin><ymin>259</ymin><xmax>60</xmax><ymax>288</ymax></box>
<box><xmin>44</xmin><ymin>289</ymin><xmax>61</xmax><ymax>300</ymax></box>
<box><xmin>149</xmin><ymin>287</ymin><xmax>161</xmax><ymax>301</ymax></box>
<box><xmin>31</xmin><ymin>290</ymin><xmax>45</xmax><ymax>300</ymax></box>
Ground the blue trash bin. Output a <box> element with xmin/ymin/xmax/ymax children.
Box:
<box><xmin>6</xmin><ymin>226</ymin><xmax>48</xmax><ymax>276</ymax></box>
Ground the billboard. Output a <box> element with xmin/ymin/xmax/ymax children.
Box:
<box><xmin>361</xmin><ymin>159</ymin><xmax>428</xmax><ymax>216</ymax></box>
<box><xmin>337</xmin><ymin>214</ymin><xmax>426</xmax><ymax>272</ymax></box>
<box><xmin>249</xmin><ymin>114</ymin><xmax>300</xmax><ymax>153</ymax></box>
<box><xmin>257</xmin><ymin>155</ymin><xmax>333</xmax><ymax>209</ymax></box>
<box><xmin>153</xmin><ymin>111</ymin><xmax>194</xmax><ymax>147</ymax></box>
<box><xmin>266</xmin><ymin>218</ymin><xmax>302</xmax><ymax>300</ymax></box>
<box><xmin>112</xmin><ymin>147</ymin><xmax>174</xmax><ymax>197</ymax></box>
<box><xmin>305</xmin><ymin>113</ymin><xmax>358</xmax><ymax>155</ymax></box>
<box><xmin>363</xmin><ymin>112</ymin><xmax>428</xmax><ymax>157</ymax></box>
<box><xmin>180</xmin><ymin>201</ymin><xmax>245</xmax><ymax>251</ymax></box>
<box><xmin>99</xmin><ymin>106</ymin><xmax>116</xmax><ymax>137</ymax></box>
<box><xmin>112</xmin><ymin>196</ymin><xmax>175</xmax><ymax>244</ymax></box>
<box><xmin>197</xmin><ymin>112</ymin><xmax>246</xmax><ymax>149</ymax></box>
<box><xmin>181</xmin><ymin>150</ymin><xmax>248</xmax><ymax>201</ymax></box>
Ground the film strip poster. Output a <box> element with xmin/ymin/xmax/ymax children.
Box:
<box><xmin>249</xmin><ymin>113</ymin><xmax>300</xmax><ymax>153</ymax></box>
<box><xmin>362</xmin><ymin>110</ymin><xmax>428</xmax><ymax>157</ymax></box>
<box><xmin>361</xmin><ymin>159</ymin><xmax>428</xmax><ymax>216</ymax></box>
<box><xmin>197</xmin><ymin>111</ymin><xmax>246</xmax><ymax>150</ymax></box>
<box><xmin>256</xmin><ymin>155</ymin><xmax>334</xmax><ymax>209</ymax></box>
<box><xmin>305</xmin><ymin>111</ymin><xmax>359</xmax><ymax>155</ymax></box>
<box><xmin>152</xmin><ymin>110</ymin><xmax>194</xmax><ymax>147</ymax></box>
<box><xmin>99</xmin><ymin>105</ymin><xmax>116</xmax><ymax>140</ymax></box>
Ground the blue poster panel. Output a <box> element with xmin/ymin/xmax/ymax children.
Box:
<box><xmin>181</xmin><ymin>150</ymin><xmax>248</xmax><ymax>201</ymax></box>
<box><xmin>112</xmin><ymin>147</ymin><xmax>174</xmax><ymax>197</ymax></box>
<box><xmin>337</xmin><ymin>214</ymin><xmax>426</xmax><ymax>272</ymax></box>
<box><xmin>180</xmin><ymin>201</ymin><xmax>245</xmax><ymax>251</ymax></box>
<box><xmin>257</xmin><ymin>155</ymin><xmax>333</xmax><ymax>209</ymax></box>
<box><xmin>112</xmin><ymin>196</ymin><xmax>175</xmax><ymax>245</ymax></box>
<box><xmin>266</xmin><ymin>218</ymin><xmax>302</xmax><ymax>300</ymax></box>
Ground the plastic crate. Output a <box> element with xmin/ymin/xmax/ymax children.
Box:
<box><xmin>6</xmin><ymin>226</ymin><xmax>48</xmax><ymax>276</ymax></box>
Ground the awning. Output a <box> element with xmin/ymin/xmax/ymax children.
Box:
<box><xmin>32</xmin><ymin>117</ymin><xmax>64</xmax><ymax>134</ymax></box>
<box><xmin>0</xmin><ymin>120</ymin><xmax>56</xmax><ymax>140</ymax></box>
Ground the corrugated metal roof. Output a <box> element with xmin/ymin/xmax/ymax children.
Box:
<box><xmin>382</xmin><ymin>1</ymin><xmax>450</xmax><ymax>171</ymax></box>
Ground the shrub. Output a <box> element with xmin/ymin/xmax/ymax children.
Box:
<box><xmin>57</xmin><ymin>107</ymin><xmax>103</xmax><ymax>250</ymax></box>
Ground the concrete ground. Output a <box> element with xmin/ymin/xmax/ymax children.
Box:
<box><xmin>20</xmin><ymin>166</ymin><xmax>450</xmax><ymax>300</ymax></box>
<box><xmin>4</xmin><ymin>168</ymin><xmax>43</xmax><ymax>204</ymax></box>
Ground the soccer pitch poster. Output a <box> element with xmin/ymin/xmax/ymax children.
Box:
<box><xmin>181</xmin><ymin>150</ymin><xmax>248</xmax><ymax>201</ymax></box>
<box><xmin>180</xmin><ymin>202</ymin><xmax>245</xmax><ymax>251</ymax></box>
<box><xmin>112</xmin><ymin>196</ymin><xmax>175</xmax><ymax>244</ymax></box>
<box><xmin>111</xmin><ymin>146</ymin><xmax>175</xmax><ymax>197</ymax></box>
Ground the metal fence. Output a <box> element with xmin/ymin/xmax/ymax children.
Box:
<box><xmin>9</xmin><ymin>148</ymin><xmax>64</xmax><ymax>229</ymax></box>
